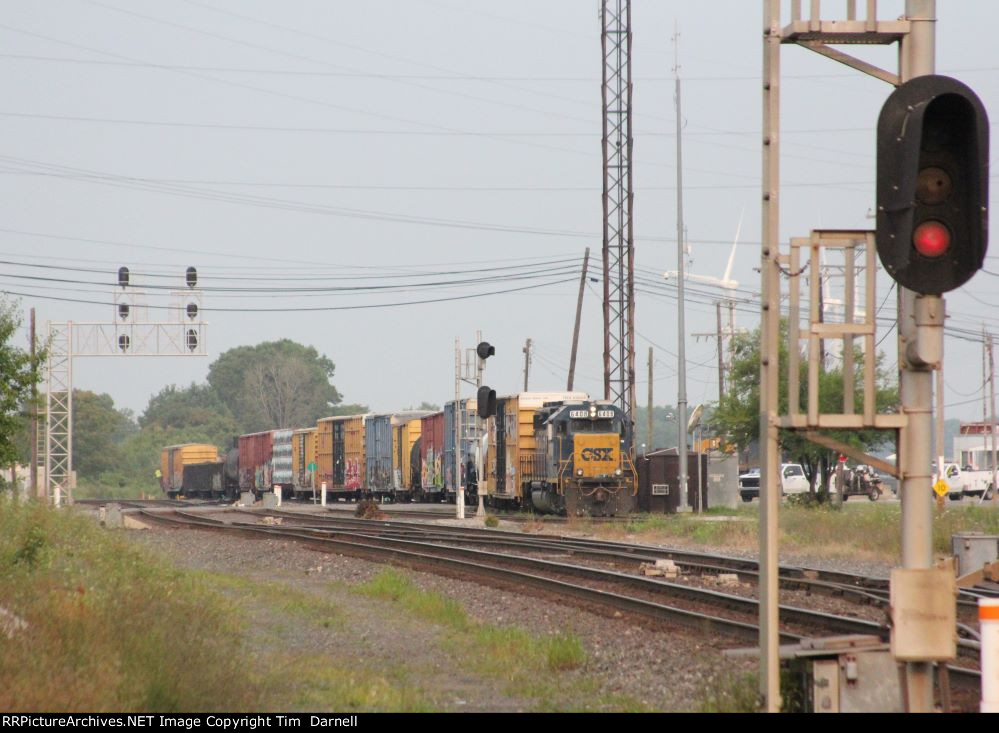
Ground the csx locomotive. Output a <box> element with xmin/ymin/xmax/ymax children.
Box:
<box><xmin>485</xmin><ymin>394</ymin><xmax>636</xmax><ymax>516</ymax></box>
<box><xmin>163</xmin><ymin>391</ymin><xmax>637</xmax><ymax>517</ymax></box>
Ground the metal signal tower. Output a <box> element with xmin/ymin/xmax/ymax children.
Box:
<box><xmin>42</xmin><ymin>268</ymin><xmax>208</xmax><ymax>505</ymax></box>
<box><xmin>600</xmin><ymin>0</ymin><xmax>636</xmax><ymax>428</ymax></box>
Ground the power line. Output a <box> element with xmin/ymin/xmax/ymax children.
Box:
<box><xmin>1</xmin><ymin>275</ymin><xmax>577</xmax><ymax>313</ymax></box>
<box><xmin>5</xmin><ymin>50</ymin><xmax>995</xmax><ymax>85</ymax></box>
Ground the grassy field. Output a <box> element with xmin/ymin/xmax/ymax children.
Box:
<box><xmin>0</xmin><ymin>497</ymin><xmax>265</xmax><ymax>712</ymax></box>
<box><xmin>568</xmin><ymin>502</ymin><xmax>999</xmax><ymax>564</ymax></box>
<box><xmin>0</xmin><ymin>500</ymin><xmax>650</xmax><ymax>712</ymax></box>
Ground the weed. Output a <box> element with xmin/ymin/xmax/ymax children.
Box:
<box><xmin>484</xmin><ymin>515</ymin><xmax>499</xmax><ymax>528</ymax></box>
<box><xmin>11</xmin><ymin>525</ymin><xmax>46</xmax><ymax>568</ymax></box>
<box><xmin>697</xmin><ymin>671</ymin><xmax>760</xmax><ymax>713</ymax></box>
<box><xmin>355</xmin><ymin>499</ymin><xmax>384</xmax><ymax>519</ymax></box>
<box><xmin>545</xmin><ymin>633</ymin><xmax>587</xmax><ymax>671</ymax></box>
<box><xmin>353</xmin><ymin>569</ymin><xmax>598</xmax><ymax>707</ymax></box>
<box><xmin>0</xmin><ymin>497</ymin><xmax>265</xmax><ymax>712</ymax></box>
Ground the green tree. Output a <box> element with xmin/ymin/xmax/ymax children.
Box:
<box><xmin>0</xmin><ymin>300</ymin><xmax>43</xmax><ymax>486</ymax></box>
<box><xmin>139</xmin><ymin>383</ymin><xmax>238</xmax><ymax>449</ymax></box>
<box><xmin>711</xmin><ymin>322</ymin><xmax>898</xmax><ymax>490</ymax></box>
<box><xmin>632</xmin><ymin>405</ymin><xmax>681</xmax><ymax>454</ymax></box>
<box><xmin>326</xmin><ymin>403</ymin><xmax>370</xmax><ymax>417</ymax></box>
<box><xmin>207</xmin><ymin>340</ymin><xmax>343</xmax><ymax>432</ymax></box>
<box><xmin>72</xmin><ymin>390</ymin><xmax>137</xmax><ymax>480</ymax></box>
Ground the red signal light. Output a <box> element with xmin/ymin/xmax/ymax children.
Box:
<box><xmin>912</xmin><ymin>220</ymin><xmax>951</xmax><ymax>258</ymax></box>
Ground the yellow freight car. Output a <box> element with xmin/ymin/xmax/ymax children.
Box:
<box><xmin>291</xmin><ymin>427</ymin><xmax>317</xmax><ymax>496</ymax></box>
<box><xmin>160</xmin><ymin>443</ymin><xmax>219</xmax><ymax>497</ymax></box>
<box><xmin>484</xmin><ymin>392</ymin><xmax>587</xmax><ymax>505</ymax></box>
<box><xmin>316</xmin><ymin>414</ymin><xmax>369</xmax><ymax>496</ymax></box>
<box><xmin>392</xmin><ymin>413</ymin><xmax>426</xmax><ymax>498</ymax></box>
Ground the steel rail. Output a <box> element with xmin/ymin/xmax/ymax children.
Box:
<box><xmin>142</xmin><ymin>509</ymin><xmax>983</xmax><ymax>687</ymax></box>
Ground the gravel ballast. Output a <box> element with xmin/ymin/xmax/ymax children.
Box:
<box><xmin>127</xmin><ymin>525</ymin><xmax>758</xmax><ymax>712</ymax></box>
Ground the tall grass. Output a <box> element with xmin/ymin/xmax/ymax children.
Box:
<box><xmin>0</xmin><ymin>498</ymin><xmax>263</xmax><ymax>712</ymax></box>
<box><xmin>590</xmin><ymin>503</ymin><xmax>999</xmax><ymax>563</ymax></box>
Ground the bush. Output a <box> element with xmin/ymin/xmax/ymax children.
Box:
<box><xmin>0</xmin><ymin>499</ymin><xmax>264</xmax><ymax>711</ymax></box>
<box><xmin>355</xmin><ymin>499</ymin><xmax>384</xmax><ymax>519</ymax></box>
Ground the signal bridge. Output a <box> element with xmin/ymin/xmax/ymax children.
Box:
<box><xmin>42</xmin><ymin>266</ymin><xmax>208</xmax><ymax>505</ymax></box>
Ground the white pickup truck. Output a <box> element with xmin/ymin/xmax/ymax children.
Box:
<box><xmin>739</xmin><ymin>463</ymin><xmax>811</xmax><ymax>502</ymax></box>
<box><xmin>934</xmin><ymin>463</ymin><xmax>995</xmax><ymax>501</ymax></box>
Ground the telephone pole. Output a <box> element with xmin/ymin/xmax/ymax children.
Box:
<box><xmin>674</xmin><ymin>26</ymin><xmax>689</xmax><ymax>513</ymax></box>
<box><xmin>30</xmin><ymin>308</ymin><xmax>39</xmax><ymax>500</ymax></box>
<box><xmin>567</xmin><ymin>247</ymin><xmax>590</xmax><ymax>392</ymax></box>
<box><xmin>988</xmin><ymin>333</ymin><xmax>997</xmax><ymax>500</ymax></box>
<box><xmin>716</xmin><ymin>303</ymin><xmax>725</xmax><ymax>402</ymax></box>
<box><xmin>522</xmin><ymin>338</ymin><xmax>532</xmax><ymax>392</ymax></box>
<box><xmin>647</xmin><ymin>347</ymin><xmax>653</xmax><ymax>454</ymax></box>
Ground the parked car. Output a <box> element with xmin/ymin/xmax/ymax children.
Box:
<box><xmin>739</xmin><ymin>463</ymin><xmax>811</xmax><ymax>502</ymax></box>
<box><xmin>933</xmin><ymin>462</ymin><xmax>995</xmax><ymax>501</ymax></box>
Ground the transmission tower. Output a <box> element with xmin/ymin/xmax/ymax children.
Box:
<box><xmin>600</xmin><ymin>0</ymin><xmax>636</xmax><ymax>426</ymax></box>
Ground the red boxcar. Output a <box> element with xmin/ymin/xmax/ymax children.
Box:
<box><xmin>420</xmin><ymin>412</ymin><xmax>445</xmax><ymax>495</ymax></box>
<box><xmin>239</xmin><ymin>431</ymin><xmax>273</xmax><ymax>492</ymax></box>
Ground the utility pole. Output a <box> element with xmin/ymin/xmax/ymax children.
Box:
<box><xmin>989</xmin><ymin>333</ymin><xmax>997</xmax><ymax>501</ymax></box>
<box><xmin>522</xmin><ymin>339</ymin><xmax>532</xmax><ymax>392</ymax></box>
<box><xmin>984</xmin><ymin>327</ymin><xmax>989</xmax><ymax>462</ymax></box>
<box><xmin>935</xmin><ymin>366</ymin><xmax>945</xmax><ymax>473</ymax></box>
<box><xmin>454</xmin><ymin>337</ymin><xmax>464</xmax><ymax>519</ymax></box>
<box><xmin>759</xmin><ymin>0</ymin><xmax>782</xmax><ymax>710</ymax></box>
<box><xmin>716</xmin><ymin>303</ymin><xmax>725</xmax><ymax>402</ymax></box>
<box><xmin>30</xmin><ymin>307</ymin><xmax>39</xmax><ymax>501</ymax></box>
<box><xmin>896</xmin><ymin>0</ymin><xmax>938</xmax><ymax>711</ymax></box>
<box><xmin>674</xmin><ymin>25</ymin><xmax>689</xmax><ymax>514</ymax></box>
<box><xmin>647</xmin><ymin>347</ymin><xmax>653</xmax><ymax>454</ymax></box>
<box><xmin>567</xmin><ymin>247</ymin><xmax>590</xmax><ymax>392</ymax></box>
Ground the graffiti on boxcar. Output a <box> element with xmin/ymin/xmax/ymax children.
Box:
<box><xmin>345</xmin><ymin>458</ymin><xmax>361</xmax><ymax>490</ymax></box>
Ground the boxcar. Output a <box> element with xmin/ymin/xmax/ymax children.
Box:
<box><xmin>483</xmin><ymin>392</ymin><xmax>588</xmax><ymax>505</ymax></box>
<box><xmin>365</xmin><ymin>415</ymin><xmax>394</xmax><ymax>497</ymax></box>
<box><xmin>181</xmin><ymin>460</ymin><xmax>223</xmax><ymax>498</ymax></box>
<box><xmin>271</xmin><ymin>429</ymin><xmax>293</xmax><ymax>494</ymax></box>
<box><xmin>238</xmin><ymin>431</ymin><xmax>273</xmax><ymax>494</ymax></box>
<box><xmin>291</xmin><ymin>427</ymin><xmax>318</xmax><ymax>496</ymax></box>
<box><xmin>365</xmin><ymin>411</ymin><xmax>430</xmax><ymax>499</ymax></box>
<box><xmin>420</xmin><ymin>411</ymin><xmax>446</xmax><ymax>499</ymax></box>
<box><xmin>443</xmin><ymin>399</ymin><xmax>479</xmax><ymax>502</ymax></box>
<box><xmin>160</xmin><ymin>443</ymin><xmax>219</xmax><ymax>497</ymax></box>
<box><xmin>391</xmin><ymin>413</ymin><xmax>428</xmax><ymax>500</ymax></box>
<box><xmin>316</xmin><ymin>414</ymin><xmax>369</xmax><ymax>498</ymax></box>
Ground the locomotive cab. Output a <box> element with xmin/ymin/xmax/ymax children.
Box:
<box><xmin>527</xmin><ymin>401</ymin><xmax>636</xmax><ymax>516</ymax></box>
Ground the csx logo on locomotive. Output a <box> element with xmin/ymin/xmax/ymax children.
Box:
<box><xmin>580</xmin><ymin>447</ymin><xmax>614</xmax><ymax>462</ymax></box>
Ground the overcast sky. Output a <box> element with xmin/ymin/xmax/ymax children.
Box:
<box><xmin>3</xmin><ymin>0</ymin><xmax>998</xmax><ymax>428</ymax></box>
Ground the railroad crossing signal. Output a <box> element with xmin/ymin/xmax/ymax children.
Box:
<box><xmin>876</xmin><ymin>75</ymin><xmax>989</xmax><ymax>294</ymax></box>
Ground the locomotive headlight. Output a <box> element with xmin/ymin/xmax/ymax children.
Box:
<box><xmin>589</xmin><ymin>404</ymin><xmax>597</xmax><ymax>418</ymax></box>
<box><xmin>577</xmin><ymin>468</ymin><xmax>584</xmax><ymax>476</ymax></box>
<box><xmin>615</xmin><ymin>468</ymin><xmax>622</xmax><ymax>476</ymax></box>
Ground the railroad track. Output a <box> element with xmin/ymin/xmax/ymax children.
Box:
<box><xmin>137</xmin><ymin>506</ymin><xmax>981</xmax><ymax>690</ymax></box>
<box><xmin>242</xmin><ymin>507</ymin><xmax>986</xmax><ymax>648</ymax></box>
<box><xmin>253</xmin><ymin>507</ymin><xmax>988</xmax><ymax>611</ymax></box>
<box><xmin>76</xmin><ymin>498</ymin><xmax>204</xmax><ymax>509</ymax></box>
<box><xmin>287</xmin><ymin>501</ymin><xmax>628</xmax><ymax>523</ymax></box>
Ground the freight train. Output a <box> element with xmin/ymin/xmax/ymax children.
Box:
<box><xmin>161</xmin><ymin>391</ymin><xmax>637</xmax><ymax>516</ymax></box>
